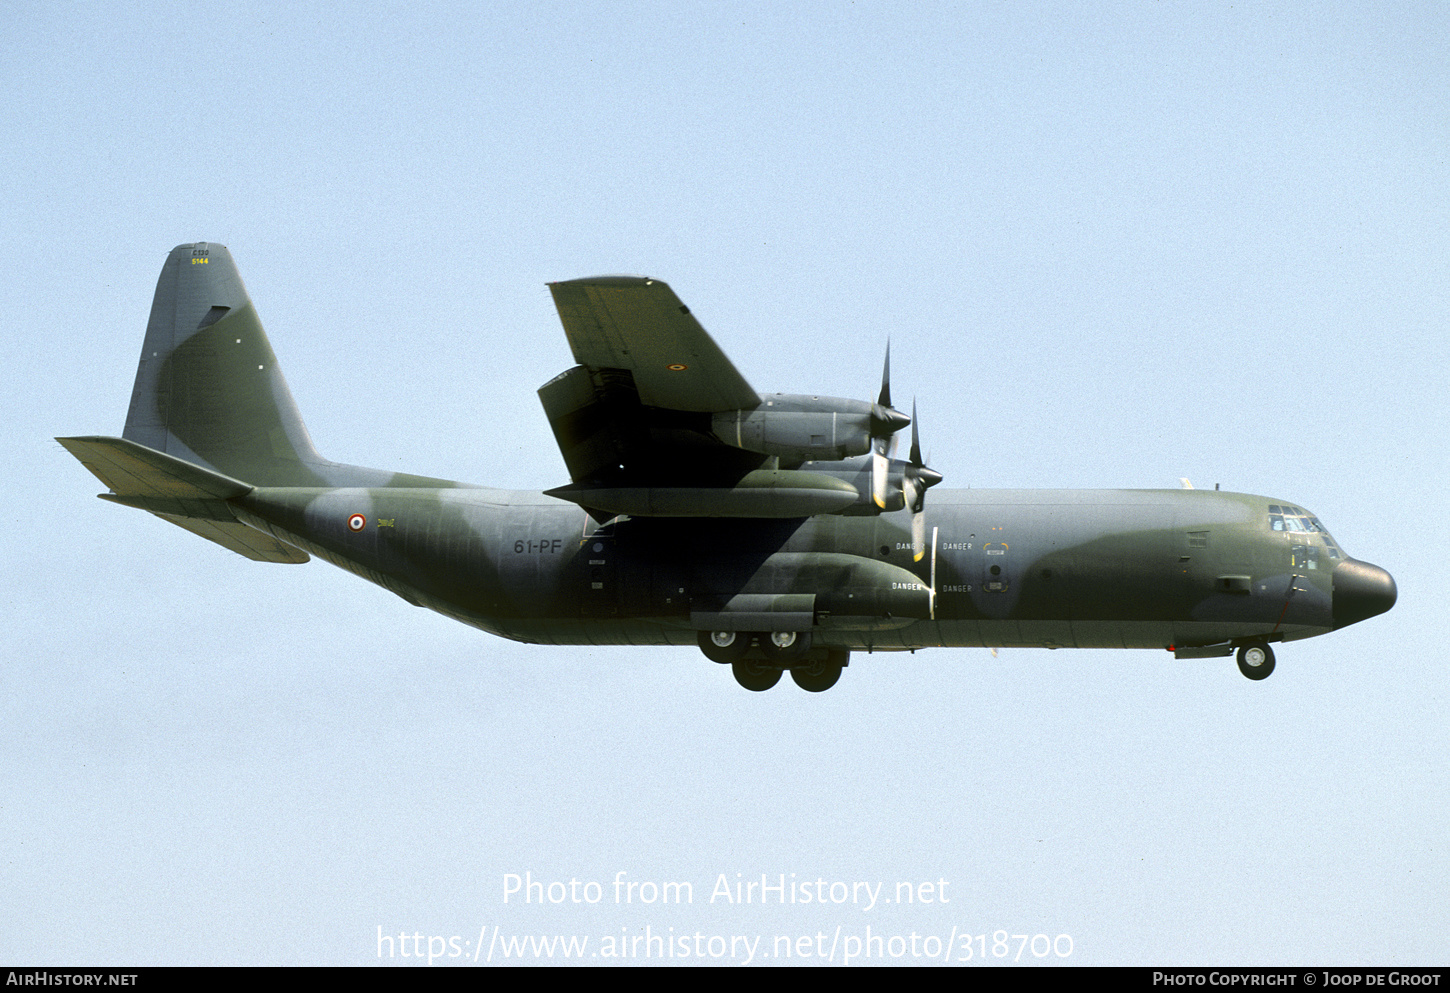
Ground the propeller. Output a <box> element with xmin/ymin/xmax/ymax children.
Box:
<box><xmin>903</xmin><ymin>400</ymin><xmax>943</xmax><ymax>560</ymax></box>
<box><xmin>871</xmin><ymin>343</ymin><xmax>911</xmax><ymax>508</ymax></box>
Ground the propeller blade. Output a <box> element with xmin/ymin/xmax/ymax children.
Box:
<box><xmin>928</xmin><ymin>525</ymin><xmax>937</xmax><ymax>618</ymax></box>
<box><xmin>905</xmin><ymin>400</ymin><xmax>941</xmax><ymax>561</ymax></box>
<box><xmin>871</xmin><ymin>342</ymin><xmax>911</xmax><ymax>438</ymax></box>
<box><xmin>903</xmin><ymin>471</ymin><xmax>923</xmax><ymax>513</ymax></box>
<box><xmin>912</xmin><ymin>500</ymin><xmax>927</xmax><ymax>561</ymax></box>
<box><xmin>878</xmin><ymin>342</ymin><xmax>892</xmax><ymax>410</ymax></box>
<box><xmin>909</xmin><ymin>399</ymin><xmax>923</xmax><ymax>467</ymax></box>
<box><xmin>871</xmin><ymin>443</ymin><xmax>890</xmax><ymax>509</ymax></box>
<box><xmin>904</xmin><ymin>400</ymin><xmax>942</xmax><ymax>510</ymax></box>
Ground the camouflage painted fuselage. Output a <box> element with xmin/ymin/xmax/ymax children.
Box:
<box><xmin>226</xmin><ymin>482</ymin><xmax>1333</xmax><ymax>652</ymax></box>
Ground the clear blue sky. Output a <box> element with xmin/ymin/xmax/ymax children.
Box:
<box><xmin>3</xmin><ymin>1</ymin><xmax>1445</xmax><ymax>965</ymax></box>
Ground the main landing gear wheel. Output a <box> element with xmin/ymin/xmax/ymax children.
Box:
<box><xmin>698</xmin><ymin>630</ymin><xmax>748</xmax><ymax>664</ymax></box>
<box><xmin>758</xmin><ymin>630</ymin><xmax>811</xmax><ymax>662</ymax></box>
<box><xmin>732</xmin><ymin>660</ymin><xmax>782</xmax><ymax>692</ymax></box>
<box><xmin>790</xmin><ymin>657</ymin><xmax>844</xmax><ymax>693</ymax></box>
<box><xmin>1236</xmin><ymin>643</ymin><xmax>1276</xmax><ymax>680</ymax></box>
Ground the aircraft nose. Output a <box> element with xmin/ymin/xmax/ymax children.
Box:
<box><xmin>1332</xmin><ymin>558</ymin><xmax>1397</xmax><ymax>629</ymax></box>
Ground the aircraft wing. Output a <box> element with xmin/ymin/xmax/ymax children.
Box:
<box><xmin>547</xmin><ymin>277</ymin><xmax>759</xmax><ymax>412</ymax></box>
<box><xmin>540</xmin><ymin>277</ymin><xmax>767</xmax><ymax>492</ymax></box>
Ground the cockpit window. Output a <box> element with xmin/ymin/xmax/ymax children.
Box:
<box><xmin>1269</xmin><ymin>504</ymin><xmax>1341</xmax><ymax>557</ymax></box>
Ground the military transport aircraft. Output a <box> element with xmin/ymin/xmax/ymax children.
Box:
<box><xmin>59</xmin><ymin>243</ymin><xmax>1396</xmax><ymax>692</ymax></box>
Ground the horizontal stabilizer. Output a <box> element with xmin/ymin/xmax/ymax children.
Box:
<box><xmin>57</xmin><ymin>435</ymin><xmax>308</xmax><ymax>563</ymax></box>
<box><xmin>58</xmin><ymin>435</ymin><xmax>252</xmax><ymax>499</ymax></box>
<box><xmin>150</xmin><ymin>514</ymin><xmax>310</xmax><ymax>564</ymax></box>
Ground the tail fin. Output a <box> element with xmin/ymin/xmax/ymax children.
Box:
<box><xmin>58</xmin><ymin>243</ymin><xmax>463</xmax><ymax>563</ymax></box>
<box><xmin>122</xmin><ymin>242</ymin><xmax>329</xmax><ymax>486</ymax></box>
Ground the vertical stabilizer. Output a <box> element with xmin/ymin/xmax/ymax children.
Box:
<box><xmin>123</xmin><ymin>243</ymin><xmax>328</xmax><ymax>486</ymax></box>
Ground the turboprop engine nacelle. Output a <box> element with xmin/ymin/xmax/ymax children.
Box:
<box><xmin>710</xmin><ymin>394</ymin><xmax>908</xmax><ymax>463</ymax></box>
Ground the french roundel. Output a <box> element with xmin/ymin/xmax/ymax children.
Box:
<box><xmin>347</xmin><ymin>513</ymin><xmax>367</xmax><ymax>532</ymax></box>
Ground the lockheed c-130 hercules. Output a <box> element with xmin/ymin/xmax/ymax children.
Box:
<box><xmin>59</xmin><ymin>243</ymin><xmax>1396</xmax><ymax>692</ymax></box>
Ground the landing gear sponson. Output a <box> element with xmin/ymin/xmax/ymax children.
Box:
<box><xmin>718</xmin><ymin>634</ymin><xmax>1283</xmax><ymax>689</ymax></box>
<box><xmin>698</xmin><ymin>631</ymin><xmax>849</xmax><ymax>692</ymax></box>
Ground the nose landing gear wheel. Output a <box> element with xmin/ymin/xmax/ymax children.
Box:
<box><xmin>732</xmin><ymin>660</ymin><xmax>782</xmax><ymax>692</ymax></box>
<box><xmin>1236</xmin><ymin>643</ymin><xmax>1276</xmax><ymax>680</ymax></box>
